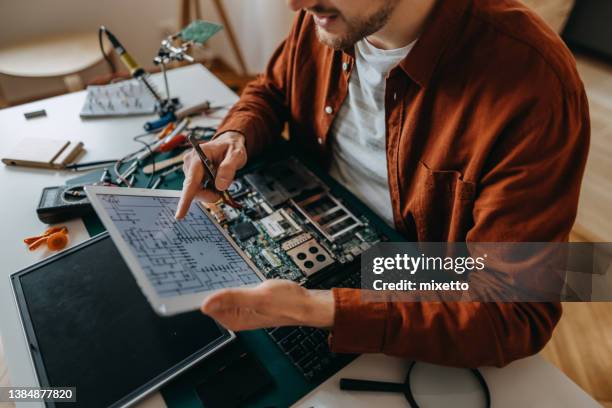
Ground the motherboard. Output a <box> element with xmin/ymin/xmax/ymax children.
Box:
<box><xmin>200</xmin><ymin>157</ymin><xmax>388</xmax><ymax>285</ymax></box>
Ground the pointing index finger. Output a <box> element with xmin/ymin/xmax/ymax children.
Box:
<box><xmin>175</xmin><ymin>158</ymin><xmax>204</xmax><ymax>219</ymax></box>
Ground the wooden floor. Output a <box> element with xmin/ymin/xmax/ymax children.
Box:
<box><xmin>538</xmin><ymin>231</ymin><xmax>612</xmax><ymax>406</ymax></box>
<box><xmin>572</xmin><ymin>56</ymin><xmax>612</xmax><ymax>243</ymax></box>
<box><xmin>540</xmin><ymin>303</ymin><xmax>612</xmax><ymax>407</ymax></box>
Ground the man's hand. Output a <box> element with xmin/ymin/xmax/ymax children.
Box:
<box><xmin>175</xmin><ymin>131</ymin><xmax>247</xmax><ymax>219</ymax></box>
<box><xmin>201</xmin><ymin>280</ymin><xmax>335</xmax><ymax>331</ymax></box>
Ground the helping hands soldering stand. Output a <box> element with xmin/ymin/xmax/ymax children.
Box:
<box><xmin>147</xmin><ymin>20</ymin><xmax>225</xmax><ymax>131</ymax></box>
<box><xmin>146</xmin><ymin>35</ymin><xmax>195</xmax><ymax>130</ymax></box>
<box><xmin>100</xmin><ymin>21</ymin><xmax>223</xmax><ymax>131</ymax></box>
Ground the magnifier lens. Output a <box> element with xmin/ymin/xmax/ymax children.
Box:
<box><xmin>409</xmin><ymin>363</ymin><xmax>488</xmax><ymax>408</ymax></box>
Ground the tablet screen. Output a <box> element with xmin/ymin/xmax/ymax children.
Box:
<box><xmin>96</xmin><ymin>194</ymin><xmax>261</xmax><ymax>298</ymax></box>
<box><xmin>13</xmin><ymin>234</ymin><xmax>233</xmax><ymax>408</ymax></box>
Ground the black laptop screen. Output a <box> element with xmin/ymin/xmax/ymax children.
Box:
<box><xmin>13</xmin><ymin>234</ymin><xmax>231</xmax><ymax>408</ymax></box>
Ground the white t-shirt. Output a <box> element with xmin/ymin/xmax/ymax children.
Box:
<box><xmin>329</xmin><ymin>38</ymin><xmax>416</xmax><ymax>227</ymax></box>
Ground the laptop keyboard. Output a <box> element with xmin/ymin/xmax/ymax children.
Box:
<box><xmin>265</xmin><ymin>270</ymin><xmax>360</xmax><ymax>381</ymax></box>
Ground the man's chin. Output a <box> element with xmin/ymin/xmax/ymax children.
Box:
<box><xmin>315</xmin><ymin>26</ymin><xmax>354</xmax><ymax>50</ymax></box>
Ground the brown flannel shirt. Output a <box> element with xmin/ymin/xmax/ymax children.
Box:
<box><xmin>216</xmin><ymin>0</ymin><xmax>589</xmax><ymax>367</ymax></box>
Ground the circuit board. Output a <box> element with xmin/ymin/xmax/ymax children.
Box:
<box><xmin>80</xmin><ymin>79</ymin><xmax>157</xmax><ymax>118</ymax></box>
<box><xmin>201</xmin><ymin>157</ymin><xmax>386</xmax><ymax>284</ymax></box>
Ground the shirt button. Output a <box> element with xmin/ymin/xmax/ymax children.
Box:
<box><xmin>342</xmin><ymin>62</ymin><xmax>349</xmax><ymax>71</ymax></box>
<box><xmin>393</xmin><ymin>92</ymin><xmax>398</xmax><ymax>101</ymax></box>
<box><xmin>325</xmin><ymin>106</ymin><xmax>334</xmax><ymax>114</ymax></box>
<box><xmin>317</xmin><ymin>137</ymin><xmax>324</xmax><ymax>145</ymax></box>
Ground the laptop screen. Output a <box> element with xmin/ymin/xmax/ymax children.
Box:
<box><xmin>13</xmin><ymin>234</ymin><xmax>232</xmax><ymax>408</ymax></box>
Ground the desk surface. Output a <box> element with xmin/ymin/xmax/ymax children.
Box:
<box><xmin>0</xmin><ymin>64</ymin><xmax>599</xmax><ymax>408</ymax></box>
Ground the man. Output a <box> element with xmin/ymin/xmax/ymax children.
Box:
<box><xmin>176</xmin><ymin>0</ymin><xmax>589</xmax><ymax>367</ymax></box>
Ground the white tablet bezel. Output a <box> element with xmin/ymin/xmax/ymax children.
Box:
<box><xmin>85</xmin><ymin>185</ymin><xmax>265</xmax><ymax>316</ymax></box>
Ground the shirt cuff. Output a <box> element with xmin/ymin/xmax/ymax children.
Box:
<box><xmin>328</xmin><ymin>288</ymin><xmax>388</xmax><ymax>354</ymax></box>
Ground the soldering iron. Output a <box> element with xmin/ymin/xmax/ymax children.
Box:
<box><xmin>99</xmin><ymin>26</ymin><xmax>180</xmax><ymax>129</ymax></box>
<box><xmin>100</xmin><ymin>26</ymin><xmax>162</xmax><ymax>102</ymax></box>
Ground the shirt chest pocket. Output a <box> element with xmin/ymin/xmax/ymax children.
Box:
<box><xmin>409</xmin><ymin>161</ymin><xmax>477</xmax><ymax>241</ymax></box>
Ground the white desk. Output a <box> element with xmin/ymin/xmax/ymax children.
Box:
<box><xmin>0</xmin><ymin>64</ymin><xmax>600</xmax><ymax>408</ymax></box>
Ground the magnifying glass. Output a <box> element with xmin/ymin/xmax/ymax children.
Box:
<box><xmin>340</xmin><ymin>361</ymin><xmax>491</xmax><ymax>408</ymax></box>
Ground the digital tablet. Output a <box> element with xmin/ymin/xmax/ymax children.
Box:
<box><xmin>11</xmin><ymin>233</ymin><xmax>235</xmax><ymax>408</ymax></box>
<box><xmin>85</xmin><ymin>186</ymin><xmax>264</xmax><ymax>316</ymax></box>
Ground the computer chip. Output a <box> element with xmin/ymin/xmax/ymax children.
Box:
<box><xmin>260</xmin><ymin>209</ymin><xmax>301</xmax><ymax>240</ymax></box>
<box><xmin>261</xmin><ymin>249</ymin><xmax>282</xmax><ymax>268</ymax></box>
<box><xmin>232</xmin><ymin>222</ymin><xmax>259</xmax><ymax>241</ymax></box>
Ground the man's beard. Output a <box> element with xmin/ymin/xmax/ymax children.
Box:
<box><xmin>314</xmin><ymin>1</ymin><xmax>399</xmax><ymax>50</ymax></box>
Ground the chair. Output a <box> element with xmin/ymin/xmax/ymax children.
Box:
<box><xmin>0</xmin><ymin>32</ymin><xmax>109</xmax><ymax>106</ymax></box>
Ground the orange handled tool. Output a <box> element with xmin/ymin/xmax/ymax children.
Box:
<box><xmin>157</xmin><ymin>133</ymin><xmax>187</xmax><ymax>152</ymax></box>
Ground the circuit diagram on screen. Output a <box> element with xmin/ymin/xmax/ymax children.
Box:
<box><xmin>99</xmin><ymin>194</ymin><xmax>260</xmax><ymax>298</ymax></box>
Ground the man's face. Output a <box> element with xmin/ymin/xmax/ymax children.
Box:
<box><xmin>288</xmin><ymin>0</ymin><xmax>400</xmax><ymax>49</ymax></box>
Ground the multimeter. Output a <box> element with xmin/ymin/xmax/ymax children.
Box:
<box><xmin>36</xmin><ymin>185</ymin><xmax>94</xmax><ymax>224</ymax></box>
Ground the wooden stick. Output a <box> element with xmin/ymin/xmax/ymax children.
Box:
<box><xmin>210</xmin><ymin>0</ymin><xmax>249</xmax><ymax>75</ymax></box>
<box><xmin>180</xmin><ymin>0</ymin><xmax>191</xmax><ymax>29</ymax></box>
<box><xmin>194</xmin><ymin>0</ymin><xmax>202</xmax><ymax>19</ymax></box>
<box><xmin>143</xmin><ymin>153</ymin><xmax>185</xmax><ymax>174</ymax></box>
